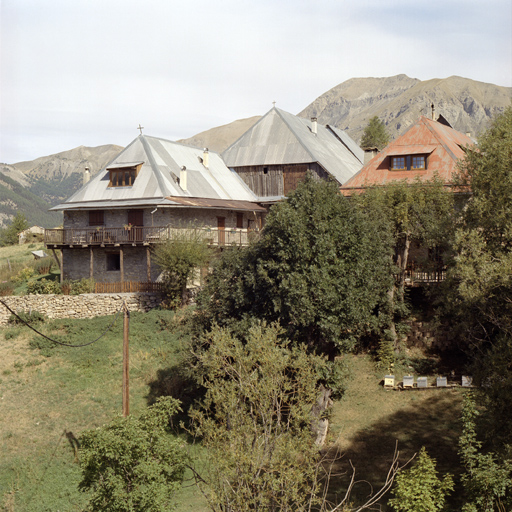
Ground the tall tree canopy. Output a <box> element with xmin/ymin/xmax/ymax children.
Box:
<box><xmin>360</xmin><ymin>116</ymin><xmax>390</xmax><ymax>150</ymax></box>
<box><xmin>354</xmin><ymin>177</ymin><xmax>454</xmax><ymax>351</ymax></box>
<box><xmin>444</xmin><ymin>107</ymin><xmax>512</xmax><ymax>453</ymax></box>
<box><xmin>198</xmin><ymin>176</ymin><xmax>394</xmax><ymax>355</ymax></box>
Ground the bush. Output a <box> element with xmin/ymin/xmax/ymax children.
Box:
<box><xmin>79</xmin><ymin>396</ymin><xmax>187</xmax><ymax>512</ymax></box>
<box><xmin>8</xmin><ymin>310</ymin><xmax>47</xmax><ymax>326</ymax></box>
<box><xmin>34</xmin><ymin>257</ymin><xmax>54</xmax><ymax>275</ymax></box>
<box><xmin>61</xmin><ymin>278</ymin><xmax>95</xmax><ymax>295</ymax></box>
<box><xmin>389</xmin><ymin>446</ymin><xmax>454</xmax><ymax>512</ymax></box>
<box><xmin>11</xmin><ymin>267</ymin><xmax>35</xmax><ymax>284</ymax></box>
<box><xmin>27</xmin><ymin>278</ymin><xmax>62</xmax><ymax>295</ymax></box>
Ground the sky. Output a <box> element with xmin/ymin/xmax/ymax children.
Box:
<box><xmin>1</xmin><ymin>0</ymin><xmax>511</xmax><ymax>164</ymax></box>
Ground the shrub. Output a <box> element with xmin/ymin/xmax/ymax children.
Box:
<box><xmin>69</xmin><ymin>278</ymin><xmax>95</xmax><ymax>295</ymax></box>
<box><xmin>389</xmin><ymin>446</ymin><xmax>454</xmax><ymax>512</ymax></box>
<box><xmin>8</xmin><ymin>310</ymin><xmax>47</xmax><ymax>326</ymax></box>
<box><xmin>27</xmin><ymin>278</ymin><xmax>62</xmax><ymax>295</ymax></box>
<box><xmin>79</xmin><ymin>396</ymin><xmax>187</xmax><ymax>512</ymax></box>
<box><xmin>11</xmin><ymin>267</ymin><xmax>35</xmax><ymax>284</ymax></box>
<box><xmin>34</xmin><ymin>257</ymin><xmax>54</xmax><ymax>275</ymax></box>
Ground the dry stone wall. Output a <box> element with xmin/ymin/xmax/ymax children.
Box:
<box><xmin>0</xmin><ymin>293</ymin><xmax>163</xmax><ymax>326</ymax></box>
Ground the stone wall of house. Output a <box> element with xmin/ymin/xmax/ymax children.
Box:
<box><xmin>0</xmin><ymin>293</ymin><xmax>163</xmax><ymax>326</ymax></box>
<box><xmin>62</xmin><ymin>246</ymin><xmax>159</xmax><ymax>282</ymax></box>
<box><xmin>64</xmin><ymin>207</ymin><xmax>261</xmax><ymax>232</ymax></box>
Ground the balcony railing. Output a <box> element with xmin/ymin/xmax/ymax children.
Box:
<box><xmin>404</xmin><ymin>269</ymin><xmax>446</xmax><ymax>284</ymax></box>
<box><xmin>44</xmin><ymin>226</ymin><xmax>259</xmax><ymax>247</ymax></box>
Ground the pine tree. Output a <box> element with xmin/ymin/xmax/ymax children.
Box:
<box><xmin>360</xmin><ymin>116</ymin><xmax>390</xmax><ymax>150</ymax></box>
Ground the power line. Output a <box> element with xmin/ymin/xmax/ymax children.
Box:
<box><xmin>0</xmin><ymin>299</ymin><xmax>124</xmax><ymax>348</ymax></box>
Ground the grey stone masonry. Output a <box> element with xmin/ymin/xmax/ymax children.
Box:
<box><xmin>0</xmin><ymin>293</ymin><xmax>163</xmax><ymax>326</ymax></box>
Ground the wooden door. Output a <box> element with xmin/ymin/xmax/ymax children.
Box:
<box><xmin>128</xmin><ymin>209</ymin><xmax>143</xmax><ymax>242</ymax></box>
<box><xmin>217</xmin><ymin>217</ymin><xmax>225</xmax><ymax>246</ymax></box>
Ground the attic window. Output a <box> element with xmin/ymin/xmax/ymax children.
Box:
<box><xmin>107</xmin><ymin>163</ymin><xmax>143</xmax><ymax>187</ymax></box>
<box><xmin>391</xmin><ymin>157</ymin><xmax>406</xmax><ymax>170</ymax></box>
<box><xmin>411</xmin><ymin>155</ymin><xmax>426</xmax><ymax>170</ymax></box>
<box><xmin>390</xmin><ymin>155</ymin><xmax>427</xmax><ymax>171</ymax></box>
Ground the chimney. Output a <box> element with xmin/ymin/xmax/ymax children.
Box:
<box><xmin>466</xmin><ymin>132</ymin><xmax>471</xmax><ymax>138</ymax></box>
<box><xmin>431</xmin><ymin>103</ymin><xmax>435</xmax><ymax>120</ymax></box>
<box><xmin>311</xmin><ymin>117</ymin><xmax>318</xmax><ymax>135</ymax></box>
<box><xmin>180</xmin><ymin>166</ymin><xmax>187</xmax><ymax>191</ymax></box>
<box><xmin>202</xmin><ymin>148</ymin><xmax>209</xmax><ymax>168</ymax></box>
<box><xmin>84</xmin><ymin>166</ymin><xmax>91</xmax><ymax>186</ymax></box>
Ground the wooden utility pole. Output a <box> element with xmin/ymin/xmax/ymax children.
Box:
<box><xmin>122</xmin><ymin>303</ymin><xmax>130</xmax><ymax>417</ymax></box>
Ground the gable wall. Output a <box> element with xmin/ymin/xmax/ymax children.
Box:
<box><xmin>235</xmin><ymin>162</ymin><xmax>327</xmax><ymax>196</ymax></box>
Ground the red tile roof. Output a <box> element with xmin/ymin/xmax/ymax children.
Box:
<box><xmin>340</xmin><ymin>116</ymin><xmax>475</xmax><ymax>195</ymax></box>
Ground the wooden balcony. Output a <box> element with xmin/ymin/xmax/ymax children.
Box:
<box><xmin>404</xmin><ymin>268</ymin><xmax>446</xmax><ymax>285</ymax></box>
<box><xmin>44</xmin><ymin>226</ymin><xmax>259</xmax><ymax>248</ymax></box>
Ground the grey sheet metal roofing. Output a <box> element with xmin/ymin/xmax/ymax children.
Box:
<box><xmin>51</xmin><ymin>135</ymin><xmax>260</xmax><ymax>211</ymax></box>
<box><xmin>222</xmin><ymin>107</ymin><xmax>364</xmax><ymax>185</ymax></box>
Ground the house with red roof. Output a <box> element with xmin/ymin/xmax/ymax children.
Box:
<box><xmin>340</xmin><ymin>115</ymin><xmax>475</xmax><ymax>195</ymax></box>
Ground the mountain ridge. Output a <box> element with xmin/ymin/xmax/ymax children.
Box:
<box><xmin>1</xmin><ymin>75</ymin><xmax>509</xmax><ymax>230</ymax></box>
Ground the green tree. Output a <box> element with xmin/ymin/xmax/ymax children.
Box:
<box><xmin>197</xmin><ymin>176</ymin><xmax>394</xmax><ymax>355</ymax></box>
<box><xmin>79</xmin><ymin>397</ymin><xmax>188</xmax><ymax>512</ymax></box>
<box><xmin>191</xmin><ymin>323</ymin><xmax>405</xmax><ymax>512</ymax></box>
<box><xmin>442</xmin><ymin>108</ymin><xmax>512</xmax><ymax>448</ymax></box>
<box><xmin>360</xmin><ymin>116</ymin><xmax>390</xmax><ymax>150</ymax></box>
<box><xmin>0</xmin><ymin>212</ymin><xmax>29</xmax><ymax>246</ymax></box>
<box><xmin>152</xmin><ymin>226</ymin><xmax>211</xmax><ymax>307</ymax></box>
<box><xmin>458</xmin><ymin>394</ymin><xmax>512</xmax><ymax>512</ymax></box>
<box><xmin>389</xmin><ymin>447</ymin><xmax>454</xmax><ymax>512</ymax></box>
<box><xmin>355</xmin><ymin>177</ymin><xmax>454</xmax><ymax>349</ymax></box>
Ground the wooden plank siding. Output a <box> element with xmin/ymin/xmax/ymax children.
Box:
<box><xmin>235</xmin><ymin>163</ymin><xmax>329</xmax><ymax>197</ymax></box>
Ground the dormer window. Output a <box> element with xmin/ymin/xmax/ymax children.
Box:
<box><xmin>411</xmin><ymin>155</ymin><xmax>426</xmax><ymax>169</ymax></box>
<box><xmin>107</xmin><ymin>162</ymin><xmax>143</xmax><ymax>187</ymax></box>
<box><xmin>391</xmin><ymin>156</ymin><xmax>406</xmax><ymax>170</ymax></box>
<box><xmin>390</xmin><ymin>154</ymin><xmax>428</xmax><ymax>171</ymax></box>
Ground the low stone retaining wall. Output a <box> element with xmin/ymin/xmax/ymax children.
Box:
<box><xmin>0</xmin><ymin>293</ymin><xmax>163</xmax><ymax>326</ymax></box>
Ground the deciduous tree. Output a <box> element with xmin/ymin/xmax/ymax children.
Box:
<box><xmin>152</xmin><ymin>226</ymin><xmax>211</xmax><ymax>307</ymax></box>
<box><xmin>197</xmin><ymin>176</ymin><xmax>394</xmax><ymax>355</ymax></box>
<box><xmin>79</xmin><ymin>397</ymin><xmax>188</xmax><ymax>512</ymax></box>
<box><xmin>190</xmin><ymin>323</ymin><xmax>408</xmax><ymax>512</ymax></box>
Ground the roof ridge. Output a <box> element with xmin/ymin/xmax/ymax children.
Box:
<box><xmin>421</xmin><ymin>118</ymin><xmax>459</xmax><ymax>162</ymax></box>
<box><xmin>273</xmin><ymin>108</ymin><xmax>317</xmax><ymax>162</ymax></box>
<box><xmin>139</xmin><ymin>135</ymin><xmax>171</xmax><ymax>196</ymax></box>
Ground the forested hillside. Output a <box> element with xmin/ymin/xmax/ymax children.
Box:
<box><xmin>0</xmin><ymin>173</ymin><xmax>62</xmax><ymax>228</ymax></box>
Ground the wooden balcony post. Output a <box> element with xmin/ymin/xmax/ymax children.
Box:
<box><xmin>146</xmin><ymin>247</ymin><xmax>151</xmax><ymax>282</ymax></box>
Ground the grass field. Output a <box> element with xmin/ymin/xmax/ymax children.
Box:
<box><xmin>0</xmin><ymin>308</ymin><xmax>209</xmax><ymax>511</ymax></box>
<box><xmin>0</xmin><ymin>304</ymin><xmax>467</xmax><ymax>511</ymax></box>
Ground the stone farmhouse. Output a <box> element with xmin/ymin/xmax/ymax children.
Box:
<box><xmin>222</xmin><ymin>107</ymin><xmax>364</xmax><ymax>200</ymax></box>
<box><xmin>340</xmin><ymin>114</ymin><xmax>475</xmax><ymax>194</ymax></box>
<box><xmin>45</xmin><ymin>135</ymin><xmax>266</xmax><ymax>289</ymax></box>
